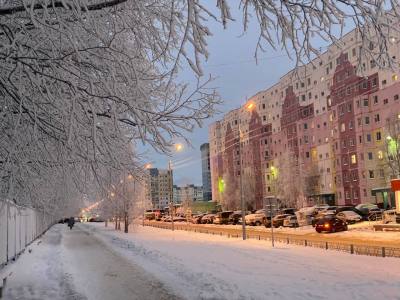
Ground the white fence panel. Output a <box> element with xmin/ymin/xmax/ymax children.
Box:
<box><xmin>0</xmin><ymin>200</ymin><xmax>55</xmax><ymax>267</ymax></box>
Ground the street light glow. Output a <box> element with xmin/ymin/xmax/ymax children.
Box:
<box><xmin>245</xmin><ymin>102</ymin><xmax>255</xmax><ymax>111</ymax></box>
<box><xmin>145</xmin><ymin>163</ymin><xmax>152</xmax><ymax>169</ymax></box>
<box><xmin>175</xmin><ymin>143</ymin><xmax>183</xmax><ymax>152</ymax></box>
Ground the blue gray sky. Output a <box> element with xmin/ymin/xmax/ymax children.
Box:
<box><xmin>143</xmin><ymin>11</ymin><xmax>297</xmax><ymax>187</ymax></box>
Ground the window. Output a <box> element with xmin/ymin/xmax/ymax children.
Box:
<box><xmin>370</xmin><ymin>60</ymin><xmax>376</xmax><ymax>68</ymax></box>
<box><xmin>372</xmin><ymin>78</ymin><xmax>377</xmax><ymax>87</ymax></box>
<box><xmin>306</xmin><ymin>151</ymin><xmax>310</xmax><ymax>158</ymax></box>
<box><xmin>262</xmin><ymin>103</ymin><xmax>266</xmax><ymax>109</ymax></box>
<box><xmin>384</xmin><ymin>98</ymin><xmax>389</xmax><ymax>104</ymax></box>
<box><xmin>365</xmin><ymin>116</ymin><xmax>370</xmax><ymax>125</ymax></box>
<box><xmin>362</xmin><ymin>81</ymin><xmax>368</xmax><ymax>89</ymax></box>
<box><xmin>363</xmin><ymin>98</ymin><xmax>369</xmax><ymax>106</ymax></box>
<box><xmin>351</xmin><ymin>154</ymin><xmax>357</xmax><ymax>164</ymax></box>
<box><xmin>374</xmin><ymin>114</ymin><xmax>380</xmax><ymax>122</ymax></box>
<box><xmin>382</xmin><ymin>80</ymin><xmax>387</xmax><ymax>85</ymax></box>
<box><xmin>349</xmin><ymin>121</ymin><xmax>353</xmax><ymax>130</ymax></box>
<box><xmin>366</xmin><ymin>134</ymin><xmax>372</xmax><ymax>142</ymax></box>
<box><xmin>358</xmin><ymin>118</ymin><xmax>362</xmax><ymax>126</ymax></box>
<box><xmin>352</xmin><ymin>48</ymin><xmax>356</xmax><ymax>57</ymax></box>
<box><xmin>378</xmin><ymin>151</ymin><xmax>383</xmax><ymax>160</ymax></box>
<box><xmin>341</xmin><ymin>123</ymin><xmax>346</xmax><ymax>132</ymax></box>
<box><xmin>373</xmin><ymin>96</ymin><xmax>378</xmax><ymax>104</ymax></box>
<box><xmin>369</xmin><ymin>170</ymin><xmax>375</xmax><ymax>179</ymax></box>
<box><xmin>395</xmin><ymin>94</ymin><xmax>399</xmax><ymax>101</ymax></box>
<box><xmin>376</xmin><ymin>131</ymin><xmax>381</xmax><ymax>141</ymax></box>
<box><xmin>304</xmin><ymin>123</ymin><xmax>308</xmax><ymax>130</ymax></box>
<box><xmin>368</xmin><ymin>152</ymin><xmax>373</xmax><ymax>160</ymax></box>
<box><xmin>302</xmin><ymin>95</ymin><xmax>306</xmax><ymax>101</ymax></box>
<box><xmin>263</xmin><ymin>115</ymin><xmax>266</xmax><ymax>121</ymax></box>
<box><xmin>379</xmin><ymin>169</ymin><xmax>385</xmax><ymax>178</ymax></box>
<box><xmin>347</xmin><ymin>103</ymin><xmax>352</xmax><ymax>112</ymax></box>
<box><xmin>393</xmin><ymin>74</ymin><xmax>398</xmax><ymax>81</ymax></box>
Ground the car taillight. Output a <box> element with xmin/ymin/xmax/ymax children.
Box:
<box><xmin>324</xmin><ymin>223</ymin><xmax>330</xmax><ymax>228</ymax></box>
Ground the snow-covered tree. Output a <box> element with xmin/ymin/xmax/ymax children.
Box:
<box><xmin>1</xmin><ymin>0</ymin><xmax>398</xmax><ymax>216</ymax></box>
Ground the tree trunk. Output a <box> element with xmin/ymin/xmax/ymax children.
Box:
<box><xmin>124</xmin><ymin>212</ymin><xmax>128</xmax><ymax>233</ymax></box>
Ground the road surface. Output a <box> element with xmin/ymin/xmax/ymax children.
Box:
<box><xmin>1</xmin><ymin>224</ymin><xmax>179</xmax><ymax>300</ymax></box>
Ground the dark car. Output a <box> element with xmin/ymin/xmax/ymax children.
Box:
<box><xmin>272</xmin><ymin>214</ymin><xmax>292</xmax><ymax>228</ymax></box>
<box><xmin>280</xmin><ymin>208</ymin><xmax>296</xmax><ymax>215</ymax></box>
<box><xmin>311</xmin><ymin>211</ymin><xmax>336</xmax><ymax>226</ymax></box>
<box><xmin>214</xmin><ymin>211</ymin><xmax>234</xmax><ymax>225</ymax></box>
<box><xmin>191</xmin><ymin>214</ymin><xmax>205</xmax><ymax>224</ymax></box>
<box><xmin>201</xmin><ymin>214</ymin><xmax>216</xmax><ymax>224</ymax></box>
<box><xmin>315</xmin><ymin>216</ymin><xmax>348</xmax><ymax>233</ymax></box>
<box><xmin>229</xmin><ymin>211</ymin><xmax>243</xmax><ymax>225</ymax></box>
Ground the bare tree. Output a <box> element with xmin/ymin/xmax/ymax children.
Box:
<box><xmin>384</xmin><ymin>113</ymin><xmax>400</xmax><ymax>179</ymax></box>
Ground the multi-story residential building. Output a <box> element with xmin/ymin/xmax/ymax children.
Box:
<box><xmin>146</xmin><ymin>168</ymin><xmax>173</xmax><ymax>209</ymax></box>
<box><xmin>210</xmin><ymin>28</ymin><xmax>400</xmax><ymax>210</ymax></box>
<box><xmin>200</xmin><ymin>143</ymin><xmax>212</xmax><ymax>201</ymax></box>
<box><xmin>173</xmin><ymin>184</ymin><xmax>204</xmax><ymax>203</ymax></box>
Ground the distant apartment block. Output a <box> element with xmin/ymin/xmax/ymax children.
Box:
<box><xmin>173</xmin><ymin>184</ymin><xmax>203</xmax><ymax>203</ymax></box>
<box><xmin>147</xmin><ymin>168</ymin><xmax>173</xmax><ymax>209</ymax></box>
<box><xmin>209</xmin><ymin>27</ymin><xmax>400</xmax><ymax>210</ymax></box>
<box><xmin>200</xmin><ymin>143</ymin><xmax>212</xmax><ymax>201</ymax></box>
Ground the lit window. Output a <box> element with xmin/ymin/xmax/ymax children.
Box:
<box><xmin>393</xmin><ymin>74</ymin><xmax>398</xmax><ymax>81</ymax></box>
<box><xmin>378</xmin><ymin>151</ymin><xmax>383</xmax><ymax>160</ymax></box>
<box><xmin>351</xmin><ymin>154</ymin><xmax>357</xmax><ymax>164</ymax></box>
<box><xmin>341</xmin><ymin>123</ymin><xmax>346</xmax><ymax>132</ymax></box>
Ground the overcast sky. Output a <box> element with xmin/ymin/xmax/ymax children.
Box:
<box><xmin>141</xmin><ymin>10</ymin><xmax>298</xmax><ymax>187</ymax></box>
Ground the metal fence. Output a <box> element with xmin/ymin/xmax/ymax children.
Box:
<box><xmin>0</xmin><ymin>200</ymin><xmax>56</xmax><ymax>268</ymax></box>
<box><xmin>144</xmin><ymin>221</ymin><xmax>400</xmax><ymax>258</ymax></box>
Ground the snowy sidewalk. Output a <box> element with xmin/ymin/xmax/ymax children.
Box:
<box><xmin>0</xmin><ymin>224</ymin><xmax>179</xmax><ymax>300</ymax></box>
<box><xmin>84</xmin><ymin>222</ymin><xmax>400</xmax><ymax>300</ymax></box>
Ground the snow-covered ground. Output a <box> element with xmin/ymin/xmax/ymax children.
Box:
<box><xmin>85</xmin><ymin>222</ymin><xmax>400</xmax><ymax>300</ymax></box>
<box><xmin>0</xmin><ymin>224</ymin><xmax>179</xmax><ymax>300</ymax></box>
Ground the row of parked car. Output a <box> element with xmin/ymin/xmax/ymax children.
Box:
<box><xmin>151</xmin><ymin>203</ymin><xmax>399</xmax><ymax>234</ymax></box>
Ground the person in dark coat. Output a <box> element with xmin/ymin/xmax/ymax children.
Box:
<box><xmin>68</xmin><ymin>217</ymin><xmax>75</xmax><ymax>229</ymax></box>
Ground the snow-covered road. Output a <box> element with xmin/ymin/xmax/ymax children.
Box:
<box><xmin>0</xmin><ymin>224</ymin><xmax>179</xmax><ymax>300</ymax></box>
<box><xmin>84</xmin><ymin>223</ymin><xmax>400</xmax><ymax>300</ymax></box>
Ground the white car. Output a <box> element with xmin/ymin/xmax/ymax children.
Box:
<box><xmin>336</xmin><ymin>211</ymin><xmax>362</xmax><ymax>224</ymax></box>
<box><xmin>245</xmin><ymin>209</ymin><xmax>266</xmax><ymax>226</ymax></box>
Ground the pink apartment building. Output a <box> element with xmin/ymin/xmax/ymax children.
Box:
<box><xmin>209</xmin><ymin>28</ymin><xmax>400</xmax><ymax>209</ymax></box>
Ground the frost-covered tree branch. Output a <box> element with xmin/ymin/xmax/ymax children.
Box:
<box><xmin>1</xmin><ymin>0</ymin><xmax>399</xmax><ymax>214</ymax></box>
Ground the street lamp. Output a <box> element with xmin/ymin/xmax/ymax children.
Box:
<box><xmin>239</xmin><ymin>101</ymin><xmax>255</xmax><ymax>240</ymax></box>
<box><xmin>169</xmin><ymin>143</ymin><xmax>184</xmax><ymax>231</ymax></box>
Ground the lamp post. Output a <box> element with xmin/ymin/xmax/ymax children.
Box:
<box><xmin>168</xmin><ymin>143</ymin><xmax>184</xmax><ymax>231</ymax></box>
<box><xmin>239</xmin><ymin>101</ymin><xmax>255</xmax><ymax>240</ymax></box>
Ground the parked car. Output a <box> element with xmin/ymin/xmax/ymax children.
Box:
<box><xmin>245</xmin><ymin>209</ymin><xmax>266</xmax><ymax>226</ymax></box>
<box><xmin>272</xmin><ymin>214</ymin><xmax>292</xmax><ymax>228</ymax></box>
<box><xmin>383</xmin><ymin>209</ymin><xmax>397</xmax><ymax>224</ymax></box>
<box><xmin>355</xmin><ymin>203</ymin><xmax>379</xmax><ymax>215</ymax></box>
<box><xmin>283</xmin><ymin>215</ymin><xmax>299</xmax><ymax>227</ymax></box>
<box><xmin>173</xmin><ymin>216</ymin><xmax>186</xmax><ymax>222</ymax></box>
<box><xmin>191</xmin><ymin>214</ymin><xmax>205</xmax><ymax>224</ymax></box>
<box><xmin>280</xmin><ymin>208</ymin><xmax>296</xmax><ymax>215</ymax></box>
<box><xmin>312</xmin><ymin>211</ymin><xmax>336</xmax><ymax>226</ymax></box>
<box><xmin>315</xmin><ymin>216</ymin><xmax>348</xmax><ymax>233</ymax></box>
<box><xmin>144</xmin><ymin>210</ymin><xmax>156</xmax><ymax>220</ymax></box>
<box><xmin>213</xmin><ymin>211</ymin><xmax>233</xmax><ymax>225</ymax></box>
<box><xmin>201</xmin><ymin>214</ymin><xmax>216</xmax><ymax>224</ymax></box>
<box><xmin>367</xmin><ymin>208</ymin><xmax>383</xmax><ymax>221</ymax></box>
<box><xmin>320</xmin><ymin>206</ymin><xmax>337</xmax><ymax>213</ymax></box>
<box><xmin>396</xmin><ymin>213</ymin><xmax>400</xmax><ymax>224</ymax></box>
<box><xmin>295</xmin><ymin>207</ymin><xmax>316</xmax><ymax>226</ymax></box>
<box><xmin>336</xmin><ymin>211</ymin><xmax>362</xmax><ymax>224</ymax></box>
<box><xmin>229</xmin><ymin>211</ymin><xmax>243</xmax><ymax>225</ymax></box>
